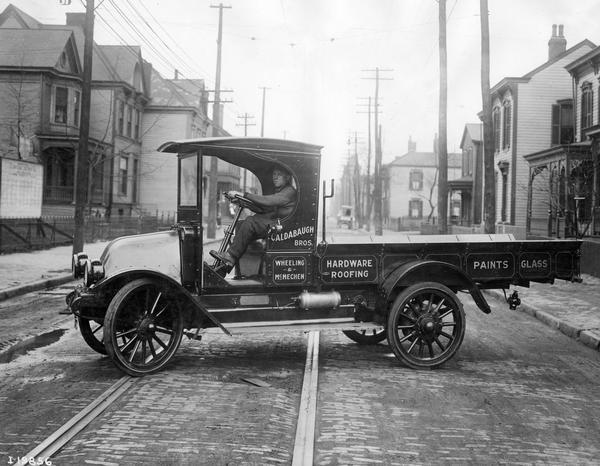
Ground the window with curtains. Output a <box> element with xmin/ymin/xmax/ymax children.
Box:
<box><xmin>408</xmin><ymin>199</ymin><xmax>423</xmax><ymax>219</ymax></box>
<box><xmin>54</xmin><ymin>87</ymin><xmax>68</xmax><ymax>124</ymax></box>
<box><xmin>409</xmin><ymin>170</ymin><xmax>423</xmax><ymax>191</ymax></box>
<box><xmin>551</xmin><ymin>100</ymin><xmax>574</xmax><ymax>145</ymax></box>
<box><xmin>119</xmin><ymin>155</ymin><xmax>128</xmax><ymax>195</ymax></box>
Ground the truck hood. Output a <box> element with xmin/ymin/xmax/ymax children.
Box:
<box><xmin>99</xmin><ymin>230</ymin><xmax>181</xmax><ymax>283</ymax></box>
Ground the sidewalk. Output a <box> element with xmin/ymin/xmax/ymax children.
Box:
<box><xmin>0</xmin><ymin>228</ymin><xmax>224</xmax><ymax>301</ymax></box>
<box><xmin>0</xmin><ymin>229</ymin><xmax>598</xmax><ymax>353</ymax></box>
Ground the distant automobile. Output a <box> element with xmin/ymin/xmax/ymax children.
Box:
<box><xmin>337</xmin><ymin>205</ymin><xmax>354</xmax><ymax>229</ymax></box>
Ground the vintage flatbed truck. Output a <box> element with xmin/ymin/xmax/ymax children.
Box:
<box><xmin>66</xmin><ymin>137</ymin><xmax>581</xmax><ymax>376</ymax></box>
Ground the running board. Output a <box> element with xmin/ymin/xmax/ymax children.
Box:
<box><xmin>194</xmin><ymin>318</ymin><xmax>384</xmax><ymax>335</ymax></box>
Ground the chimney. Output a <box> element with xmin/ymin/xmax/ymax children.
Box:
<box><xmin>548</xmin><ymin>24</ymin><xmax>567</xmax><ymax>61</ymax></box>
<box><xmin>408</xmin><ymin>136</ymin><xmax>416</xmax><ymax>153</ymax></box>
<box><xmin>66</xmin><ymin>12</ymin><xmax>86</xmax><ymax>28</ymax></box>
<box><xmin>174</xmin><ymin>69</ymin><xmax>179</xmax><ymax>79</ymax></box>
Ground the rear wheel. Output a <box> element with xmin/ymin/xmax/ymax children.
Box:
<box><xmin>387</xmin><ymin>282</ymin><xmax>465</xmax><ymax>369</ymax></box>
<box><xmin>104</xmin><ymin>278</ymin><xmax>184</xmax><ymax>376</ymax></box>
<box><xmin>343</xmin><ymin>329</ymin><xmax>387</xmax><ymax>345</ymax></box>
<box><xmin>78</xmin><ymin>317</ymin><xmax>106</xmax><ymax>355</ymax></box>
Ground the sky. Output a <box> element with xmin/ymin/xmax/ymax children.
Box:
<box><xmin>2</xmin><ymin>0</ymin><xmax>599</xmax><ymax>179</ymax></box>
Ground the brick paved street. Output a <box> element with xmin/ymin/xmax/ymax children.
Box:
<box><xmin>1</xmin><ymin>291</ymin><xmax>599</xmax><ymax>465</ymax></box>
<box><xmin>53</xmin><ymin>332</ymin><xmax>307</xmax><ymax>465</ymax></box>
<box><xmin>315</xmin><ymin>299</ymin><xmax>600</xmax><ymax>465</ymax></box>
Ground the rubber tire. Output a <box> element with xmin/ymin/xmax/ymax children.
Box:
<box><xmin>387</xmin><ymin>282</ymin><xmax>465</xmax><ymax>369</ymax></box>
<box><xmin>104</xmin><ymin>278</ymin><xmax>184</xmax><ymax>377</ymax></box>
<box><xmin>78</xmin><ymin>317</ymin><xmax>107</xmax><ymax>355</ymax></box>
<box><xmin>342</xmin><ymin>329</ymin><xmax>387</xmax><ymax>345</ymax></box>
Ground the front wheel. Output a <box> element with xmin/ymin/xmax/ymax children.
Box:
<box><xmin>78</xmin><ymin>317</ymin><xmax>107</xmax><ymax>354</ymax></box>
<box><xmin>104</xmin><ymin>278</ymin><xmax>184</xmax><ymax>376</ymax></box>
<box><xmin>387</xmin><ymin>282</ymin><xmax>465</xmax><ymax>369</ymax></box>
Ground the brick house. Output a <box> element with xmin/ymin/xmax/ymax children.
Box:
<box><xmin>487</xmin><ymin>25</ymin><xmax>594</xmax><ymax>238</ymax></box>
<box><xmin>384</xmin><ymin>137</ymin><xmax>461</xmax><ymax>230</ymax></box>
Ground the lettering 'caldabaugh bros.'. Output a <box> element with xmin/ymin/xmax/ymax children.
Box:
<box><xmin>270</xmin><ymin>226</ymin><xmax>315</xmax><ymax>242</ymax></box>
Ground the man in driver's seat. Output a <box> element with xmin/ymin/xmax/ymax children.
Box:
<box><xmin>211</xmin><ymin>167</ymin><xmax>296</xmax><ymax>268</ymax></box>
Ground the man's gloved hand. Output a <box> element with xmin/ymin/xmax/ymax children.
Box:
<box><xmin>225</xmin><ymin>190</ymin><xmax>243</xmax><ymax>200</ymax></box>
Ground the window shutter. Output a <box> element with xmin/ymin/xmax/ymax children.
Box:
<box><xmin>551</xmin><ymin>104</ymin><xmax>559</xmax><ymax>145</ymax></box>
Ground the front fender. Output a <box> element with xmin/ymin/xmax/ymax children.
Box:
<box><xmin>382</xmin><ymin>260</ymin><xmax>491</xmax><ymax>314</ymax></box>
<box><xmin>76</xmin><ymin>270</ymin><xmax>231</xmax><ymax>335</ymax></box>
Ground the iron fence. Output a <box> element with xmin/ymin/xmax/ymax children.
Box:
<box><xmin>0</xmin><ymin>213</ymin><xmax>176</xmax><ymax>254</ymax></box>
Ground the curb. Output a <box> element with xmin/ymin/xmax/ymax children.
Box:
<box><xmin>0</xmin><ymin>275</ymin><xmax>75</xmax><ymax>302</ymax></box>
<box><xmin>484</xmin><ymin>289</ymin><xmax>600</xmax><ymax>352</ymax></box>
<box><xmin>0</xmin><ymin>238</ymin><xmax>224</xmax><ymax>303</ymax></box>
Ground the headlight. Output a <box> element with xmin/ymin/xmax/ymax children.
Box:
<box><xmin>83</xmin><ymin>259</ymin><xmax>105</xmax><ymax>287</ymax></box>
<box><xmin>72</xmin><ymin>253</ymin><xmax>88</xmax><ymax>279</ymax></box>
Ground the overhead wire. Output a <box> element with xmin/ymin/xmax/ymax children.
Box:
<box><xmin>105</xmin><ymin>0</ymin><xmax>247</xmax><ymax>131</ymax></box>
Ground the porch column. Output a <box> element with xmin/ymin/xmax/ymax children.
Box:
<box><xmin>547</xmin><ymin>164</ymin><xmax>553</xmax><ymax>237</ymax></box>
<box><xmin>564</xmin><ymin>155</ymin><xmax>571</xmax><ymax>237</ymax></box>
<box><xmin>592</xmin><ymin>138</ymin><xmax>599</xmax><ymax>234</ymax></box>
<box><xmin>526</xmin><ymin>166</ymin><xmax>533</xmax><ymax>235</ymax></box>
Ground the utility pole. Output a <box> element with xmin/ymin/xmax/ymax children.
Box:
<box><xmin>72</xmin><ymin>0</ymin><xmax>94</xmax><ymax>255</ymax></box>
<box><xmin>207</xmin><ymin>3</ymin><xmax>231</xmax><ymax>239</ymax></box>
<box><xmin>357</xmin><ymin>96</ymin><xmax>381</xmax><ymax>231</ymax></box>
<box><xmin>362</xmin><ymin>68</ymin><xmax>393</xmax><ymax>235</ymax></box>
<box><xmin>352</xmin><ymin>131</ymin><xmax>362</xmax><ymax>228</ymax></box>
<box><xmin>480</xmin><ymin>0</ymin><xmax>496</xmax><ymax>233</ymax></box>
<box><xmin>236</xmin><ymin>113</ymin><xmax>255</xmax><ymax>191</ymax></box>
<box><xmin>236</xmin><ymin>113</ymin><xmax>255</xmax><ymax>136</ymax></box>
<box><xmin>438</xmin><ymin>0</ymin><xmax>448</xmax><ymax>234</ymax></box>
<box><xmin>259</xmin><ymin>86</ymin><xmax>270</xmax><ymax>137</ymax></box>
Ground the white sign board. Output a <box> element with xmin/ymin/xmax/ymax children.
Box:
<box><xmin>0</xmin><ymin>158</ymin><xmax>43</xmax><ymax>218</ymax></box>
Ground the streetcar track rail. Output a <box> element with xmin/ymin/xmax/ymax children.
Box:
<box><xmin>23</xmin><ymin>376</ymin><xmax>137</xmax><ymax>461</ymax></box>
<box><xmin>20</xmin><ymin>331</ymin><xmax>321</xmax><ymax>464</ymax></box>
<box><xmin>292</xmin><ymin>330</ymin><xmax>320</xmax><ymax>466</ymax></box>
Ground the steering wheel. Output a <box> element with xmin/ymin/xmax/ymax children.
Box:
<box><xmin>225</xmin><ymin>192</ymin><xmax>265</xmax><ymax>214</ymax></box>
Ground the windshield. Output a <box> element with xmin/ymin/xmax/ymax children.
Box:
<box><xmin>179</xmin><ymin>155</ymin><xmax>198</xmax><ymax>206</ymax></box>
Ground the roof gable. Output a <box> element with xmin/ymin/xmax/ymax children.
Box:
<box><xmin>0</xmin><ymin>4</ymin><xmax>42</xmax><ymax>29</ymax></box>
<box><xmin>0</xmin><ymin>28</ymin><xmax>81</xmax><ymax>73</ymax></box>
<box><xmin>491</xmin><ymin>39</ymin><xmax>596</xmax><ymax>97</ymax></box>
<box><xmin>95</xmin><ymin>45</ymin><xmax>148</xmax><ymax>95</ymax></box>
<box><xmin>460</xmin><ymin>123</ymin><xmax>482</xmax><ymax>148</ymax></box>
<box><xmin>388</xmin><ymin>151</ymin><xmax>461</xmax><ymax>168</ymax></box>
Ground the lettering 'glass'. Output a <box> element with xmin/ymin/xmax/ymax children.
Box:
<box><xmin>179</xmin><ymin>155</ymin><xmax>197</xmax><ymax>207</ymax></box>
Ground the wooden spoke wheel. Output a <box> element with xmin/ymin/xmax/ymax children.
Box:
<box><xmin>104</xmin><ymin>278</ymin><xmax>184</xmax><ymax>376</ymax></box>
<box><xmin>387</xmin><ymin>282</ymin><xmax>465</xmax><ymax>369</ymax></box>
<box><xmin>342</xmin><ymin>329</ymin><xmax>387</xmax><ymax>345</ymax></box>
<box><xmin>78</xmin><ymin>317</ymin><xmax>107</xmax><ymax>355</ymax></box>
